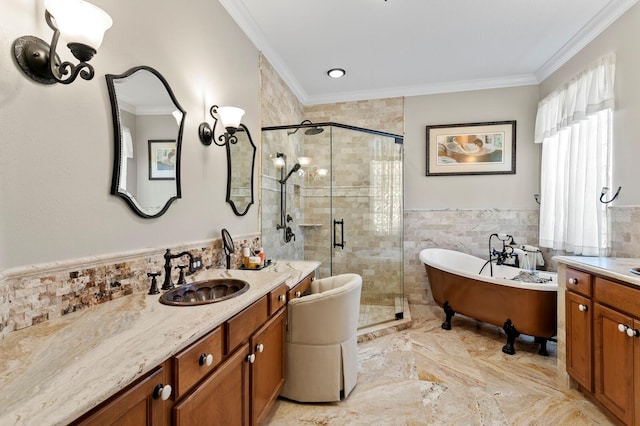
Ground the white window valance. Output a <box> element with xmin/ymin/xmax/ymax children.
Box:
<box><xmin>535</xmin><ymin>53</ymin><xmax>616</xmax><ymax>143</ymax></box>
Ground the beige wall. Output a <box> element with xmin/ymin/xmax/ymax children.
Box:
<box><xmin>404</xmin><ymin>85</ymin><xmax>541</xmax><ymax>210</ymax></box>
<box><xmin>539</xmin><ymin>3</ymin><xmax>640</xmax><ymax>207</ymax></box>
<box><xmin>0</xmin><ymin>0</ymin><xmax>260</xmax><ymax>270</ymax></box>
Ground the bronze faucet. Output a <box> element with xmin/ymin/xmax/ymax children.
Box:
<box><xmin>162</xmin><ymin>249</ymin><xmax>196</xmax><ymax>290</ymax></box>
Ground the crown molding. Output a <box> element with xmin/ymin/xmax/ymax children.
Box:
<box><xmin>535</xmin><ymin>0</ymin><xmax>639</xmax><ymax>82</ymax></box>
<box><xmin>220</xmin><ymin>0</ymin><xmax>637</xmax><ymax>106</ymax></box>
<box><xmin>305</xmin><ymin>74</ymin><xmax>539</xmax><ymax>105</ymax></box>
<box><xmin>217</xmin><ymin>0</ymin><xmax>310</xmax><ymax>104</ymax></box>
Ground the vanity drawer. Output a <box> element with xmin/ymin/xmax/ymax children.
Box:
<box><xmin>566</xmin><ymin>268</ymin><xmax>592</xmax><ymax>297</ymax></box>
<box><xmin>268</xmin><ymin>283</ymin><xmax>288</xmax><ymax>315</ymax></box>
<box><xmin>173</xmin><ymin>326</ymin><xmax>224</xmax><ymax>399</ymax></box>
<box><xmin>594</xmin><ymin>277</ymin><xmax>640</xmax><ymax>317</ymax></box>
<box><xmin>226</xmin><ymin>296</ymin><xmax>268</xmax><ymax>353</ymax></box>
<box><xmin>288</xmin><ymin>273</ymin><xmax>313</xmax><ymax>301</ymax></box>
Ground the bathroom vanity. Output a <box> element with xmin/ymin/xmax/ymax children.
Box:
<box><xmin>557</xmin><ymin>256</ymin><xmax>640</xmax><ymax>426</ymax></box>
<box><xmin>0</xmin><ymin>261</ymin><xmax>318</xmax><ymax>426</ymax></box>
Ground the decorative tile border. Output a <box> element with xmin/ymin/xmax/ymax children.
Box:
<box><xmin>0</xmin><ymin>233</ymin><xmax>260</xmax><ymax>340</ymax></box>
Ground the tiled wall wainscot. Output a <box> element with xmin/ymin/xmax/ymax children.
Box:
<box><xmin>0</xmin><ymin>234</ymin><xmax>260</xmax><ymax>340</ymax></box>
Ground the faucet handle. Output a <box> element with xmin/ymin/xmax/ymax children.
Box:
<box><xmin>147</xmin><ymin>272</ymin><xmax>161</xmax><ymax>295</ymax></box>
<box><xmin>175</xmin><ymin>265</ymin><xmax>188</xmax><ymax>285</ymax></box>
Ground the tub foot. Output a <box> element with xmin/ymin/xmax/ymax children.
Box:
<box><xmin>535</xmin><ymin>337</ymin><xmax>549</xmax><ymax>356</ymax></box>
<box><xmin>502</xmin><ymin>319</ymin><xmax>520</xmax><ymax>355</ymax></box>
<box><xmin>441</xmin><ymin>301</ymin><xmax>455</xmax><ymax>330</ymax></box>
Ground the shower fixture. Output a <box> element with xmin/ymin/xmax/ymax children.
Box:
<box><xmin>287</xmin><ymin>120</ymin><xmax>324</xmax><ymax>136</ymax></box>
<box><xmin>275</xmin><ymin>152</ymin><xmax>302</xmax><ymax>243</ymax></box>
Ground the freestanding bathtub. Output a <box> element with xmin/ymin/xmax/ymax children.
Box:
<box><xmin>419</xmin><ymin>248</ymin><xmax>557</xmax><ymax>355</ymax></box>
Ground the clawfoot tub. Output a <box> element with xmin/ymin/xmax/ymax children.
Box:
<box><xmin>419</xmin><ymin>248</ymin><xmax>557</xmax><ymax>355</ymax></box>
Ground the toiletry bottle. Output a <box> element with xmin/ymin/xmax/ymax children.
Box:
<box><xmin>258</xmin><ymin>247</ymin><xmax>265</xmax><ymax>266</ymax></box>
<box><xmin>242</xmin><ymin>245</ymin><xmax>251</xmax><ymax>268</ymax></box>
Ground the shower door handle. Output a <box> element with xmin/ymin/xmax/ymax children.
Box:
<box><xmin>333</xmin><ymin>219</ymin><xmax>345</xmax><ymax>249</ymax></box>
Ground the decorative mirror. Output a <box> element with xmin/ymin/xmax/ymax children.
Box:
<box><xmin>106</xmin><ymin>66</ymin><xmax>185</xmax><ymax>218</ymax></box>
<box><xmin>226</xmin><ymin>124</ymin><xmax>256</xmax><ymax>216</ymax></box>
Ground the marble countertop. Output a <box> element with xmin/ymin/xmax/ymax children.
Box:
<box><xmin>0</xmin><ymin>260</ymin><xmax>319</xmax><ymax>426</ymax></box>
<box><xmin>554</xmin><ymin>255</ymin><xmax>640</xmax><ymax>287</ymax></box>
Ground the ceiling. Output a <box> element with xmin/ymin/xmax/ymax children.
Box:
<box><xmin>219</xmin><ymin>0</ymin><xmax>637</xmax><ymax>105</ymax></box>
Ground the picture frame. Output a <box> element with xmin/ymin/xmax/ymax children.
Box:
<box><xmin>148</xmin><ymin>139</ymin><xmax>177</xmax><ymax>180</ymax></box>
<box><xmin>426</xmin><ymin>121</ymin><xmax>516</xmax><ymax>176</ymax></box>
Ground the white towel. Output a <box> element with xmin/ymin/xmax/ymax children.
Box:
<box><xmin>519</xmin><ymin>245</ymin><xmax>545</xmax><ymax>267</ymax></box>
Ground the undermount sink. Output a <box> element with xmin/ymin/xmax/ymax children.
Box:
<box><xmin>159</xmin><ymin>279</ymin><xmax>250</xmax><ymax>306</ymax></box>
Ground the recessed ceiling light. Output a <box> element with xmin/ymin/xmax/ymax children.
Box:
<box><xmin>327</xmin><ymin>68</ymin><xmax>346</xmax><ymax>79</ymax></box>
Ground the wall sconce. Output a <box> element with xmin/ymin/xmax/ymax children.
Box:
<box><xmin>199</xmin><ymin>105</ymin><xmax>245</xmax><ymax>146</ymax></box>
<box><xmin>13</xmin><ymin>0</ymin><xmax>112</xmax><ymax>85</ymax></box>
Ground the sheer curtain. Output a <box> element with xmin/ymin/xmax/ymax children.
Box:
<box><xmin>535</xmin><ymin>53</ymin><xmax>615</xmax><ymax>256</ymax></box>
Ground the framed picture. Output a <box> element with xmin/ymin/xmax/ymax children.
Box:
<box><xmin>148</xmin><ymin>139</ymin><xmax>177</xmax><ymax>180</ymax></box>
<box><xmin>426</xmin><ymin>121</ymin><xmax>516</xmax><ymax>176</ymax></box>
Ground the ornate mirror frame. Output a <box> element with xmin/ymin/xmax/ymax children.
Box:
<box><xmin>106</xmin><ymin>66</ymin><xmax>186</xmax><ymax>218</ymax></box>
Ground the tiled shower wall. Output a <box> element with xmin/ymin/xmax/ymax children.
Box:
<box><xmin>0</xmin><ymin>234</ymin><xmax>259</xmax><ymax>341</ymax></box>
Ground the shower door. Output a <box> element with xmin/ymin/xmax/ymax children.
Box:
<box><xmin>329</xmin><ymin>126</ymin><xmax>404</xmax><ymax>328</ymax></box>
<box><xmin>261</xmin><ymin>122</ymin><xmax>404</xmax><ymax>330</ymax></box>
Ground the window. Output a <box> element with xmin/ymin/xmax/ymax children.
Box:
<box><xmin>535</xmin><ymin>54</ymin><xmax>615</xmax><ymax>256</ymax></box>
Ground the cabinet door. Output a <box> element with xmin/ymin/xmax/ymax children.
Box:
<box><xmin>72</xmin><ymin>366</ymin><xmax>168</xmax><ymax>426</ymax></box>
<box><xmin>594</xmin><ymin>303</ymin><xmax>634</xmax><ymax>425</ymax></box>
<box><xmin>173</xmin><ymin>344</ymin><xmax>250</xmax><ymax>426</ymax></box>
<box><xmin>250</xmin><ymin>308</ymin><xmax>285</xmax><ymax>425</ymax></box>
<box><xmin>565</xmin><ymin>291</ymin><xmax>593</xmax><ymax>391</ymax></box>
<box><xmin>636</xmin><ymin>319</ymin><xmax>640</xmax><ymax>426</ymax></box>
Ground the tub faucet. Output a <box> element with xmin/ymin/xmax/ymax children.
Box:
<box><xmin>162</xmin><ymin>249</ymin><xmax>195</xmax><ymax>290</ymax></box>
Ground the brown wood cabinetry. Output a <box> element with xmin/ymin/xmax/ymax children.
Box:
<box><xmin>250</xmin><ymin>309</ymin><xmax>286</xmax><ymax>424</ymax></box>
<box><xmin>565</xmin><ymin>291</ymin><xmax>592</xmax><ymax>391</ymax></box>
<box><xmin>287</xmin><ymin>272</ymin><xmax>313</xmax><ymax>301</ymax></box>
<box><xmin>71</xmin><ymin>364</ymin><xmax>171</xmax><ymax>425</ymax></box>
<box><xmin>565</xmin><ymin>267</ymin><xmax>640</xmax><ymax>425</ymax></box>
<box><xmin>173</xmin><ymin>343</ymin><xmax>250</xmax><ymax>426</ymax></box>
<box><xmin>71</xmin><ymin>275</ymin><xmax>303</xmax><ymax>425</ymax></box>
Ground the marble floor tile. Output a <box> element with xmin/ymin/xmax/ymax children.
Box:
<box><xmin>265</xmin><ymin>304</ymin><xmax>614</xmax><ymax>425</ymax></box>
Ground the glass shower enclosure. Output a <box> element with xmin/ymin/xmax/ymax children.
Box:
<box><xmin>261</xmin><ymin>122</ymin><xmax>404</xmax><ymax>329</ymax></box>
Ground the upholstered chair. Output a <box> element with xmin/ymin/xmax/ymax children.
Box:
<box><xmin>280</xmin><ymin>273</ymin><xmax>362</xmax><ymax>402</ymax></box>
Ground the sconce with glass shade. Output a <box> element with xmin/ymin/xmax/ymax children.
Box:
<box><xmin>199</xmin><ymin>105</ymin><xmax>245</xmax><ymax>146</ymax></box>
<box><xmin>13</xmin><ymin>0</ymin><xmax>112</xmax><ymax>85</ymax></box>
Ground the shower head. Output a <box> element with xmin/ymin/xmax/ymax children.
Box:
<box><xmin>280</xmin><ymin>163</ymin><xmax>301</xmax><ymax>184</ymax></box>
<box><xmin>287</xmin><ymin>119</ymin><xmax>324</xmax><ymax>136</ymax></box>
<box><xmin>304</xmin><ymin>127</ymin><xmax>324</xmax><ymax>135</ymax></box>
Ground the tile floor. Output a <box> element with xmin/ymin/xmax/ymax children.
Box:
<box><xmin>265</xmin><ymin>304</ymin><xmax>614</xmax><ymax>425</ymax></box>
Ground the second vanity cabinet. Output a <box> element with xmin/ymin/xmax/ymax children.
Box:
<box><xmin>565</xmin><ymin>267</ymin><xmax>640</xmax><ymax>425</ymax></box>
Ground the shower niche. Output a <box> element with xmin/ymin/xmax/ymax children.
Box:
<box><xmin>261</xmin><ymin>122</ymin><xmax>404</xmax><ymax>330</ymax></box>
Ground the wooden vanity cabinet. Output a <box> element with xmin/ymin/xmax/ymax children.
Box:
<box><xmin>250</xmin><ymin>308</ymin><xmax>285</xmax><ymax>424</ymax></box>
<box><xmin>173</xmin><ymin>343</ymin><xmax>250</xmax><ymax>426</ymax></box>
<box><xmin>565</xmin><ymin>291</ymin><xmax>593</xmax><ymax>391</ymax></box>
<box><xmin>565</xmin><ymin>268</ymin><xmax>640</xmax><ymax>425</ymax></box>
<box><xmin>173</xmin><ymin>283</ymin><xmax>288</xmax><ymax>426</ymax></box>
<box><xmin>71</xmin><ymin>364</ymin><xmax>171</xmax><ymax>425</ymax></box>
<box><xmin>287</xmin><ymin>272</ymin><xmax>313</xmax><ymax>301</ymax></box>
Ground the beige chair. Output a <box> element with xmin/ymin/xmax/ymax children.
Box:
<box><xmin>280</xmin><ymin>273</ymin><xmax>362</xmax><ymax>402</ymax></box>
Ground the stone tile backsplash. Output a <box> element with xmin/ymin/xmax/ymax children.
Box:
<box><xmin>0</xmin><ymin>234</ymin><xmax>260</xmax><ymax>340</ymax></box>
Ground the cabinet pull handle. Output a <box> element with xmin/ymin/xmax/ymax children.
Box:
<box><xmin>568</xmin><ymin>278</ymin><xmax>578</xmax><ymax>285</ymax></box>
<box><xmin>199</xmin><ymin>353</ymin><xmax>214</xmax><ymax>366</ymax></box>
<box><xmin>294</xmin><ymin>291</ymin><xmax>301</xmax><ymax>298</ymax></box>
<box><xmin>578</xmin><ymin>304</ymin><xmax>588</xmax><ymax>312</ymax></box>
<box><xmin>278</xmin><ymin>294</ymin><xmax>286</xmax><ymax>302</ymax></box>
<box><xmin>618</xmin><ymin>324</ymin><xmax>629</xmax><ymax>333</ymax></box>
<box><xmin>627</xmin><ymin>328</ymin><xmax>640</xmax><ymax>338</ymax></box>
<box><xmin>247</xmin><ymin>353</ymin><xmax>256</xmax><ymax>364</ymax></box>
<box><xmin>255</xmin><ymin>343</ymin><xmax>264</xmax><ymax>353</ymax></box>
<box><xmin>153</xmin><ymin>384</ymin><xmax>172</xmax><ymax>401</ymax></box>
